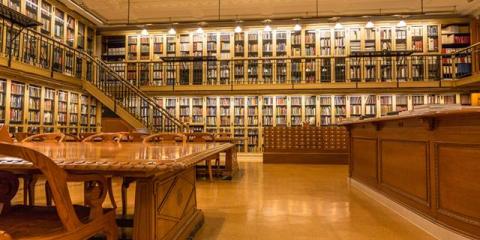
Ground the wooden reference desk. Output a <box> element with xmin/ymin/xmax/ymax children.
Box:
<box><xmin>340</xmin><ymin>107</ymin><xmax>480</xmax><ymax>239</ymax></box>
<box><xmin>0</xmin><ymin>142</ymin><xmax>237</xmax><ymax>240</ymax></box>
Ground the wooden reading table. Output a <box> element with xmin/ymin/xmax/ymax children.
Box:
<box><xmin>0</xmin><ymin>142</ymin><xmax>237</xmax><ymax>240</ymax></box>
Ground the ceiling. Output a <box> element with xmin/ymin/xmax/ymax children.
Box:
<box><xmin>68</xmin><ymin>0</ymin><xmax>480</xmax><ymax>25</ymax></box>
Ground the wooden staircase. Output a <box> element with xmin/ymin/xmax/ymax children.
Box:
<box><xmin>81</xmin><ymin>57</ymin><xmax>187</xmax><ymax>132</ymax></box>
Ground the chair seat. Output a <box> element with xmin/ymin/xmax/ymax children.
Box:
<box><xmin>0</xmin><ymin>205</ymin><xmax>112</xmax><ymax>239</ymax></box>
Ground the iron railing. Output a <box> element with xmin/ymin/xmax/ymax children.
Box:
<box><xmin>0</xmin><ymin>19</ymin><xmax>188</xmax><ymax>132</ymax></box>
<box><xmin>106</xmin><ymin>53</ymin><xmax>474</xmax><ymax>87</ymax></box>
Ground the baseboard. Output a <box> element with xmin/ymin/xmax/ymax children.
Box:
<box><xmin>237</xmin><ymin>152</ymin><xmax>263</xmax><ymax>162</ymax></box>
<box><xmin>350</xmin><ymin>178</ymin><xmax>472</xmax><ymax>240</ymax></box>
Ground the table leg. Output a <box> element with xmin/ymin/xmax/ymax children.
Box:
<box><xmin>223</xmin><ymin>146</ymin><xmax>239</xmax><ymax>179</ymax></box>
<box><xmin>133</xmin><ymin>167</ymin><xmax>204</xmax><ymax>240</ymax></box>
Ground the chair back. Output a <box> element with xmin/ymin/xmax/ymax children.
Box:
<box><xmin>81</xmin><ymin>132</ymin><xmax>124</xmax><ymax>143</ymax></box>
<box><xmin>129</xmin><ymin>132</ymin><xmax>151</xmax><ymax>142</ymax></box>
<box><xmin>0</xmin><ymin>125</ymin><xmax>13</xmax><ymax>143</ymax></box>
<box><xmin>14</xmin><ymin>133</ymin><xmax>31</xmax><ymax>142</ymax></box>
<box><xmin>63</xmin><ymin>134</ymin><xmax>81</xmax><ymax>142</ymax></box>
<box><xmin>79</xmin><ymin>132</ymin><xmax>97</xmax><ymax>141</ymax></box>
<box><xmin>187</xmin><ymin>133</ymin><xmax>215</xmax><ymax>142</ymax></box>
<box><xmin>143</xmin><ymin>133</ymin><xmax>187</xmax><ymax>144</ymax></box>
<box><xmin>21</xmin><ymin>133</ymin><xmax>65</xmax><ymax>143</ymax></box>
<box><xmin>0</xmin><ymin>143</ymin><xmax>83</xmax><ymax>231</ymax></box>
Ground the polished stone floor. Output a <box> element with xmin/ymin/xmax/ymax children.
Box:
<box><xmin>12</xmin><ymin>158</ymin><xmax>435</xmax><ymax>239</ymax></box>
<box><xmin>194</xmin><ymin>161</ymin><xmax>435</xmax><ymax>240</ymax></box>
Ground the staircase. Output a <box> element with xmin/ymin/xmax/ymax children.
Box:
<box><xmin>80</xmin><ymin>56</ymin><xmax>188</xmax><ymax>133</ymax></box>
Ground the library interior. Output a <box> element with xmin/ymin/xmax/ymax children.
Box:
<box><xmin>0</xmin><ymin>0</ymin><xmax>479</xmax><ymax>239</ymax></box>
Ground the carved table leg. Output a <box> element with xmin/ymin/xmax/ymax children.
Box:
<box><xmin>132</xmin><ymin>167</ymin><xmax>204</xmax><ymax>240</ymax></box>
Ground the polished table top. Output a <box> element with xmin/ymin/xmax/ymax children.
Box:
<box><xmin>0</xmin><ymin>142</ymin><xmax>234</xmax><ymax>177</ymax></box>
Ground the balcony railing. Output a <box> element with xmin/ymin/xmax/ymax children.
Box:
<box><xmin>0</xmin><ymin>19</ymin><xmax>188</xmax><ymax>132</ymax></box>
<box><xmin>104</xmin><ymin>52</ymin><xmax>475</xmax><ymax>87</ymax></box>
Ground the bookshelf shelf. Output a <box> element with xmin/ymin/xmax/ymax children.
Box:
<box><xmin>263</xmin><ymin>96</ymin><xmax>273</xmax><ymax>127</ymax></box>
<box><xmin>10</xmin><ymin>82</ymin><xmax>25</xmax><ymax>125</ymax></box>
<box><xmin>275</xmin><ymin>96</ymin><xmax>287</xmax><ymax>126</ymax></box>
<box><xmin>206</xmin><ymin>97</ymin><xmax>217</xmax><ymax>127</ymax></box>
<box><xmin>380</xmin><ymin>95</ymin><xmax>393</xmax><ymax>116</ymax></box>
<box><xmin>396</xmin><ymin>95</ymin><xmax>408</xmax><ymax>112</ymax></box>
<box><xmin>305</xmin><ymin>96</ymin><xmax>317</xmax><ymax>126</ymax></box>
<box><xmin>0</xmin><ymin>81</ymin><xmax>6</xmax><ymax>123</ymax></box>
<box><xmin>365</xmin><ymin>95</ymin><xmax>377</xmax><ymax>117</ymax></box>
<box><xmin>28</xmin><ymin>85</ymin><xmax>41</xmax><ymax>125</ymax></box>
<box><xmin>349</xmin><ymin>96</ymin><xmax>362</xmax><ymax>119</ymax></box>
<box><xmin>220</xmin><ymin>97</ymin><xmax>231</xmax><ymax>127</ymax></box>
<box><xmin>234</xmin><ymin>97</ymin><xmax>245</xmax><ymax>127</ymax></box>
<box><xmin>320</xmin><ymin>96</ymin><xmax>332</xmax><ymax>126</ymax></box>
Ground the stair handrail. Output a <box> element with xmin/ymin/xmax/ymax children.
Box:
<box><xmin>8</xmin><ymin>25</ymin><xmax>188</xmax><ymax>131</ymax></box>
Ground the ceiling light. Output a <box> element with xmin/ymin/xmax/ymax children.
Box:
<box><xmin>264</xmin><ymin>24</ymin><xmax>272</xmax><ymax>32</ymax></box>
<box><xmin>140</xmin><ymin>28</ymin><xmax>149</xmax><ymax>36</ymax></box>
<box><xmin>235</xmin><ymin>25</ymin><xmax>242</xmax><ymax>33</ymax></box>
<box><xmin>365</xmin><ymin>20</ymin><xmax>374</xmax><ymax>29</ymax></box>
<box><xmin>294</xmin><ymin>23</ymin><xmax>302</xmax><ymax>31</ymax></box>
<box><xmin>398</xmin><ymin>20</ymin><xmax>406</xmax><ymax>27</ymax></box>
<box><xmin>196</xmin><ymin>27</ymin><xmax>204</xmax><ymax>34</ymax></box>
<box><xmin>168</xmin><ymin>27</ymin><xmax>176</xmax><ymax>35</ymax></box>
<box><xmin>334</xmin><ymin>22</ymin><xmax>343</xmax><ymax>29</ymax></box>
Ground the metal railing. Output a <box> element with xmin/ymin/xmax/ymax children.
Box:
<box><xmin>0</xmin><ymin>19</ymin><xmax>188</xmax><ymax>132</ymax></box>
<box><xmin>104</xmin><ymin>53</ymin><xmax>476</xmax><ymax>87</ymax></box>
<box><xmin>450</xmin><ymin>42</ymin><xmax>480</xmax><ymax>79</ymax></box>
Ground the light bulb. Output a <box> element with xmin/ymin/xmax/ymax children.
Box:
<box><xmin>264</xmin><ymin>25</ymin><xmax>272</xmax><ymax>32</ymax></box>
<box><xmin>140</xmin><ymin>28</ymin><xmax>149</xmax><ymax>36</ymax></box>
<box><xmin>294</xmin><ymin>23</ymin><xmax>302</xmax><ymax>31</ymax></box>
<box><xmin>196</xmin><ymin>27</ymin><xmax>204</xmax><ymax>34</ymax></box>
<box><xmin>398</xmin><ymin>20</ymin><xmax>406</xmax><ymax>27</ymax></box>
<box><xmin>366</xmin><ymin>20</ymin><xmax>374</xmax><ymax>29</ymax></box>
<box><xmin>168</xmin><ymin>27</ymin><xmax>176</xmax><ymax>35</ymax></box>
<box><xmin>235</xmin><ymin>25</ymin><xmax>242</xmax><ymax>33</ymax></box>
<box><xmin>334</xmin><ymin>22</ymin><xmax>343</xmax><ymax>29</ymax></box>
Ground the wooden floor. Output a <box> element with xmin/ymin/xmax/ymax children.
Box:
<box><xmin>11</xmin><ymin>156</ymin><xmax>435</xmax><ymax>240</ymax></box>
<box><xmin>194</xmin><ymin>160</ymin><xmax>435</xmax><ymax>240</ymax></box>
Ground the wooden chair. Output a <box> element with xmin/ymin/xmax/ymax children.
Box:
<box><xmin>0</xmin><ymin>125</ymin><xmax>13</xmax><ymax>143</ymax></box>
<box><xmin>14</xmin><ymin>132</ymin><xmax>32</xmax><ymax>142</ymax></box>
<box><xmin>81</xmin><ymin>132</ymin><xmax>124</xmax><ymax>210</ymax></box>
<box><xmin>21</xmin><ymin>133</ymin><xmax>65</xmax><ymax>143</ymax></box>
<box><xmin>187</xmin><ymin>133</ymin><xmax>219</xmax><ymax>181</ymax></box>
<box><xmin>81</xmin><ymin>132</ymin><xmax>124</xmax><ymax>143</ymax></box>
<box><xmin>79</xmin><ymin>132</ymin><xmax>97</xmax><ymax>141</ymax></box>
<box><xmin>143</xmin><ymin>133</ymin><xmax>187</xmax><ymax>144</ymax></box>
<box><xmin>127</xmin><ymin>132</ymin><xmax>151</xmax><ymax>142</ymax></box>
<box><xmin>63</xmin><ymin>134</ymin><xmax>81</xmax><ymax>142</ymax></box>
<box><xmin>20</xmin><ymin>133</ymin><xmax>65</xmax><ymax>206</ymax></box>
<box><xmin>0</xmin><ymin>143</ymin><xmax>118</xmax><ymax>239</ymax></box>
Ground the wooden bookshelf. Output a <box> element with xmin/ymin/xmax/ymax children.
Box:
<box><xmin>0</xmin><ymin>78</ymin><xmax>100</xmax><ymax>135</ymax></box>
<box><xmin>148</xmin><ymin>92</ymin><xmax>470</xmax><ymax>152</ymax></box>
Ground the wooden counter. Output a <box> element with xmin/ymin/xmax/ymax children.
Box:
<box><xmin>340</xmin><ymin>106</ymin><xmax>480</xmax><ymax>239</ymax></box>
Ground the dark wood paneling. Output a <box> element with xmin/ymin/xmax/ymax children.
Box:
<box><xmin>346</xmin><ymin>112</ymin><xmax>480</xmax><ymax>239</ymax></box>
<box><xmin>264</xmin><ymin>153</ymin><xmax>348</xmax><ymax>164</ymax></box>
<box><xmin>351</xmin><ymin>137</ymin><xmax>378</xmax><ymax>186</ymax></box>
<box><xmin>434</xmin><ymin>143</ymin><xmax>480</xmax><ymax>236</ymax></box>
<box><xmin>379</xmin><ymin>139</ymin><xmax>430</xmax><ymax>208</ymax></box>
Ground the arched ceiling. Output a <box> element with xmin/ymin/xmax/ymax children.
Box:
<box><xmin>68</xmin><ymin>0</ymin><xmax>480</xmax><ymax>25</ymax></box>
